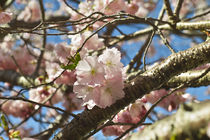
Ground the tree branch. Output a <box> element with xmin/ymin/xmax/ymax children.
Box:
<box><xmin>109</xmin><ymin>20</ymin><xmax>210</xmax><ymax>46</ymax></box>
<box><xmin>53</xmin><ymin>39</ymin><xmax>210</xmax><ymax>140</ymax></box>
<box><xmin>126</xmin><ymin>100</ymin><xmax>210</xmax><ymax>140</ymax></box>
<box><xmin>165</xmin><ymin>69</ymin><xmax>210</xmax><ymax>88</ymax></box>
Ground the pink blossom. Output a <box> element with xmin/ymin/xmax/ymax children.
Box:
<box><xmin>82</xmin><ymin>31</ymin><xmax>104</xmax><ymax>50</ymax></box>
<box><xmin>134</xmin><ymin>0</ymin><xmax>156</xmax><ymax>17</ymax></box>
<box><xmin>1</xmin><ymin>92</ymin><xmax>34</xmax><ymax>118</ymax></box>
<box><xmin>74</xmin><ymin>48</ymin><xmax>125</xmax><ymax>109</ymax></box>
<box><xmin>78</xmin><ymin>0</ymin><xmax>94</xmax><ymax>16</ymax></box>
<box><xmin>0</xmin><ymin>45</ymin><xmax>36</xmax><ymax>75</ymax></box>
<box><xmin>0</xmin><ymin>35</ymin><xmax>15</xmax><ymax>53</ymax></box>
<box><xmin>97</xmin><ymin>76</ymin><xmax>124</xmax><ymax>108</ymax></box>
<box><xmin>2</xmin><ymin>100</ymin><xmax>33</xmax><ymax>118</ymax></box>
<box><xmin>125</xmin><ymin>2</ymin><xmax>139</xmax><ymax>14</ymax></box>
<box><xmin>29</xmin><ymin>86</ymin><xmax>63</xmax><ymax>105</ymax></box>
<box><xmin>73</xmin><ymin>83</ymin><xmax>100</xmax><ymax>109</ymax></box>
<box><xmin>44</xmin><ymin>44</ymin><xmax>58</xmax><ymax>62</ymax></box>
<box><xmin>68</xmin><ymin>34</ymin><xmax>88</xmax><ymax>58</ymax></box>
<box><xmin>45</xmin><ymin>62</ymin><xmax>76</xmax><ymax>85</ymax></box>
<box><xmin>69</xmin><ymin>31</ymin><xmax>104</xmax><ymax>58</ymax></box>
<box><xmin>74</xmin><ymin>76</ymin><xmax>125</xmax><ymax>109</ymax></box>
<box><xmin>17</xmin><ymin>0</ymin><xmax>41</xmax><ymax>22</ymax></box>
<box><xmin>98</xmin><ymin>48</ymin><xmax>124</xmax><ymax>78</ymax></box>
<box><xmin>0</xmin><ymin>51</ymin><xmax>16</xmax><ymax>70</ymax></box>
<box><xmin>102</xmin><ymin>99</ymin><xmax>147</xmax><ymax>136</ymax></box>
<box><xmin>13</xmin><ymin>47</ymin><xmax>36</xmax><ymax>75</ymax></box>
<box><xmin>129</xmin><ymin>99</ymin><xmax>147</xmax><ymax>120</ymax></box>
<box><xmin>55</xmin><ymin>70</ymin><xmax>76</xmax><ymax>85</ymax></box>
<box><xmin>171</xmin><ymin>0</ymin><xmax>202</xmax><ymax>18</ymax></box>
<box><xmin>102</xmin><ymin>125</ymin><xmax>124</xmax><ymax>136</ymax></box>
<box><xmin>75</xmin><ymin>55</ymin><xmax>105</xmax><ymax>85</ymax></box>
<box><xmin>145</xmin><ymin>89</ymin><xmax>192</xmax><ymax>111</ymax></box>
<box><xmin>0</xmin><ymin>11</ymin><xmax>12</xmax><ymax>24</ymax></box>
<box><xmin>54</xmin><ymin>43</ymin><xmax>71</xmax><ymax>64</ymax></box>
<box><xmin>93</xmin><ymin>0</ymin><xmax>106</xmax><ymax>12</ymax></box>
<box><xmin>104</xmin><ymin>0</ymin><xmax>126</xmax><ymax>15</ymax></box>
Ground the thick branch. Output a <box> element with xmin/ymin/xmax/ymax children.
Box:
<box><xmin>109</xmin><ymin>20</ymin><xmax>210</xmax><ymax>46</ymax></box>
<box><xmin>9</xmin><ymin>15</ymin><xmax>70</xmax><ymax>29</ymax></box>
<box><xmin>126</xmin><ymin>100</ymin><xmax>210</xmax><ymax>140</ymax></box>
<box><xmin>53</xmin><ymin>39</ymin><xmax>210</xmax><ymax>139</ymax></box>
<box><xmin>165</xmin><ymin>69</ymin><xmax>210</xmax><ymax>88</ymax></box>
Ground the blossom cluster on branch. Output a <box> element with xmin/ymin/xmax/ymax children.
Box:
<box><xmin>0</xmin><ymin>0</ymin><xmax>209</xmax><ymax>139</ymax></box>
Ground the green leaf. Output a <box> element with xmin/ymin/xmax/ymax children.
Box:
<box><xmin>1</xmin><ymin>114</ymin><xmax>8</xmax><ymax>131</ymax></box>
<box><xmin>61</xmin><ymin>64</ymin><xmax>77</xmax><ymax>70</ymax></box>
<box><xmin>75</xmin><ymin>53</ymin><xmax>81</xmax><ymax>62</ymax></box>
<box><xmin>170</xmin><ymin>133</ymin><xmax>176</xmax><ymax>140</ymax></box>
<box><xmin>61</xmin><ymin>53</ymin><xmax>81</xmax><ymax>70</ymax></box>
<box><xmin>9</xmin><ymin>130</ymin><xmax>21</xmax><ymax>139</ymax></box>
<box><xmin>1</xmin><ymin>115</ymin><xmax>7</xmax><ymax>126</ymax></box>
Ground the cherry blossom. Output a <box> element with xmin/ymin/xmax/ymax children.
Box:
<box><xmin>75</xmin><ymin>55</ymin><xmax>105</xmax><ymax>85</ymax></box>
<box><xmin>69</xmin><ymin>31</ymin><xmax>104</xmax><ymax>58</ymax></box>
<box><xmin>98</xmin><ymin>48</ymin><xmax>124</xmax><ymax>78</ymax></box>
<box><xmin>17</xmin><ymin>0</ymin><xmax>41</xmax><ymax>22</ymax></box>
<box><xmin>1</xmin><ymin>100</ymin><xmax>33</xmax><ymax>118</ymax></box>
<box><xmin>97</xmin><ymin>76</ymin><xmax>125</xmax><ymax>108</ymax></box>
<box><xmin>74</xmin><ymin>48</ymin><xmax>125</xmax><ymax>109</ymax></box>
<box><xmin>45</xmin><ymin>62</ymin><xmax>76</xmax><ymax>85</ymax></box>
<box><xmin>29</xmin><ymin>86</ymin><xmax>63</xmax><ymax>106</ymax></box>
<box><xmin>54</xmin><ymin>43</ymin><xmax>72</xmax><ymax>64</ymax></box>
<box><xmin>73</xmin><ymin>83</ymin><xmax>100</xmax><ymax>109</ymax></box>
<box><xmin>102</xmin><ymin>99</ymin><xmax>147</xmax><ymax>136</ymax></box>
<box><xmin>145</xmin><ymin>89</ymin><xmax>193</xmax><ymax>111</ymax></box>
<box><xmin>0</xmin><ymin>45</ymin><xmax>36</xmax><ymax>75</ymax></box>
<box><xmin>0</xmin><ymin>11</ymin><xmax>13</xmax><ymax>24</ymax></box>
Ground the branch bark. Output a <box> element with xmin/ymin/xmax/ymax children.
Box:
<box><xmin>109</xmin><ymin>20</ymin><xmax>210</xmax><ymax>46</ymax></box>
<box><xmin>53</xmin><ymin>39</ymin><xmax>210</xmax><ymax>139</ymax></box>
<box><xmin>126</xmin><ymin>100</ymin><xmax>210</xmax><ymax>140</ymax></box>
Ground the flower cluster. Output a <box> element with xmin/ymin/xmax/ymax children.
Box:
<box><xmin>17</xmin><ymin>0</ymin><xmax>41</xmax><ymax>22</ymax></box>
<box><xmin>29</xmin><ymin>86</ymin><xmax>63</xmax><ymax>107</ymax></box>
<box><xmin>68</xmin><ymin>30</ymin><xmax>104</xmax><ymax>58</ymax></box>
<box><xmin>67</xmin><ymin>0</ymin><xmax>156</xmax><ymax>29</ymax></box>
<box><xmin>1</xmin><ymin>92</ymin><xmax>33</xmax><ymax>118</ymax></box>
<box><xmin>145</xmin><ymin>89</ymin><xmax>193</xmax><ymax>111</ymax></box>
<box><xmin>74</xmin><ymin>48</ymin><xmax>125</xmax><ymax>109</ymax></box>
<box><xmin>102</xmin><ymin>98</ymin><xmax>147</xmax><ymax>136</ymax></box>
<box><xmin>1</xmin><ymin>100</ymin><xmax>33</xmax><ymax>118</ymax></box>
<box><xmin>0</xmin><ymin>43</ymin><xmax>36</xmax><ymax>75</ymax></box>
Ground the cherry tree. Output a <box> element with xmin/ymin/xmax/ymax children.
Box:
<box><xmin>0</xmin><ymin>0</ymin><xmax>210</xmax><ymax>139</ymax></box>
